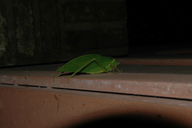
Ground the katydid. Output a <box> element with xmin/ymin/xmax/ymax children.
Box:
<box><xmin>56</xmin><ymin>54</ymin><xmax>119</xmax><ymax>77</ymax></box>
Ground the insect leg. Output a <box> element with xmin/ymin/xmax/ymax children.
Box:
<box><xmin>71</xmin><ymin>58</ymin><xmax>96</xmax><ymax>77</ymax></box>
<box><xmin>94</xmin><ymin>60</ymin><xmax>108</xmax><ymax>72</ymax></box>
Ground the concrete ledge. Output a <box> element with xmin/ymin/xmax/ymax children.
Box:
<box><xmin>1</xmin><ymin>59</ymin><xmax>192</xmax><ymax>99</ymax></box>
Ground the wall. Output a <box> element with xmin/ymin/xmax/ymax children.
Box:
<box><xmin>0</xmin><ymin>0</ymin><xmax>128</xmax><ymax>66</ymax></box>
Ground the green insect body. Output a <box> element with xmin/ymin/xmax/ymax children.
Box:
<box><xmin>57</xmin><ymin>54</ymin><xmax>119</xmax><ymax>77</ymax></box>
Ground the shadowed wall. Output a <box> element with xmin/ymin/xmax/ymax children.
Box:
<box><xmin>0</xmin><ymin>0</ymin><xmax>128</xmax><ymax>66</ymax></box>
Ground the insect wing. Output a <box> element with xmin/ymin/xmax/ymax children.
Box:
<box><xmin>81</xmin><ymin>54</ymin><xmax>116</xmax><ymax>73</ymax></box>
<box><xmin>56</xmin><ymin>54</ymin><xmax>119</xmax><ymax>75</ymax></box>
<box><xmin>56</xmin><ymin>55</ymin><xmax>93</xmax><ymax>73</ymax></box>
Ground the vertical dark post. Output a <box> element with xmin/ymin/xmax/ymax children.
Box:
<box><xmin>4</xmin><ymin>0</ymin><xmax>17</xmax><ymax>65</ymax></box>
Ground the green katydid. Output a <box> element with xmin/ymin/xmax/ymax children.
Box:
<box><xmin>56</xmin><ymin>54</ymin><xmax>119</xmax><ymax>77</ymax></box>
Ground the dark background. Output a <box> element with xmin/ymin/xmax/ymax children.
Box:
<box><xmin>0</xmin><ymin>0</ymin><xmax>192</xmax><ymax>66</ymax></box>
<box><xmin>127</xmin><ymin>8</ymin><xmax>192</xmax><ymax>57</ymax></box>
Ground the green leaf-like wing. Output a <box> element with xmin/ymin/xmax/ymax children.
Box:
<box><xmin>57</xmin><ymin>54</ymin><xmax>119</xmax><ymax>75</ymax></box>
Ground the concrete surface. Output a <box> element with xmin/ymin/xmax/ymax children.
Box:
<box><xmin>1</xmin><ymin>59</ymin><xmax>192</xmax><ymax>127</ymax></box>
<box><xmin>0</xmin><ymin>86</ymin><xmax>191</xmax><ymax>128</ymax></box>
<box><xmin>1</xmin><ymin>62</ymin><xmax>192</xmax><ymax>99</ymax></box>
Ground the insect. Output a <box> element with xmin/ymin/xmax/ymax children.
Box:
<box><xmin>56</xmin><ymin>54</ymin><xmax>119</xmax><ymax>77</ymax></box>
